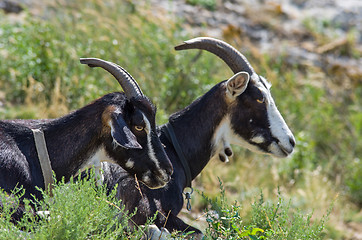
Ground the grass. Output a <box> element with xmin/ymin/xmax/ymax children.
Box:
<box><xmin>0</xmin><ymin>0</ymin><xmax>361</xmax><ymax>239</ymax></box>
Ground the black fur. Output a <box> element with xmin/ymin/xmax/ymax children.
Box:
<box><xmin>101</xmin><ymin>76</ymin><xmax>291</xmax><ymax>238</ymax></box>
<box><xmin>0</xmin><ymin>92</ymin><xmax>172</xmax><ymax>222</ymax></box>
<box><xmin>102</xmin><ymin>83</ymin><xmax>230</xmax><ymax>237</ymax></box>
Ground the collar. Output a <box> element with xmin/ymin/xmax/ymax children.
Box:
<box><xmin>163</xmin><ymin>123</ymin><xmax>192</xmax><ymax>188</ymax></box>
<box><xmin>31</xmin><ymin>128</ymin><xmax>54</xmax><ymax>197</ymax></box>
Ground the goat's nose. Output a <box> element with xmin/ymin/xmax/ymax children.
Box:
<box><xmin>160</xmin><ymin>171</ymin><xmax>172</xmax><ymax>183</ymax></box>
<box><xmin>166</xmin><ymin>166</ymin><xmax>174</xmax><ymax>176</ymax></box>
<box><xmin>289</xmin><ymin>137</ymin><xmax>296</xmax><ymax>148</ymax></box>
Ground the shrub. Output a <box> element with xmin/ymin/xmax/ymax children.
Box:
<box><xmin>203</xmin><ymin>179</ymin><xmax>331</xmax><ymax>239</ymax></box>
<box><xmin>0</xmin><ymin>172</ymin><xmax>151</xmax><ymax>239</ymax></box>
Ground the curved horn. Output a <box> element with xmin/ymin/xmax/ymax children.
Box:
<box><xmin>79</xmin><ymin>58</ymin><xmax>143</xmax><ymax>99</ymax></box>
<box><xmin>175</xmin><ymin>37</ymin><xmax>255</xmax><ymax>75</ymax></box>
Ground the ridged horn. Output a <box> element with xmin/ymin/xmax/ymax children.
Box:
<box><xmin>80</xmin><ymin>58</ymin><xmax>143</xmax><ymax>99</ymax></box>
<box><xmin>175</xmin><ymin>37</ymin><xmax>255</xmax><ymax>75</ymax></box>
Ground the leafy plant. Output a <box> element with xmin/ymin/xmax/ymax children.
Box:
<box><xmin>203</xmin><ymin>183</ymin><xmax>264</xmax><ymax>239</ymax></box>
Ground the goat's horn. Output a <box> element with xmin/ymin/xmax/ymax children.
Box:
<box><xmin>175</xmin><ymin>37</ymin><xmax>255</xmax><ymax>75</ymax></box>
<box><xmin>80</xmin><ymin>58</ymin><xmax>143</xmax><ymax>98</ymax></box>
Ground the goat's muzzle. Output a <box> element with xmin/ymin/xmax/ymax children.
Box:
<box><xmin>141</xmin><ymin>169</ymin><xmax>172</xmax><ymax>189</ymax></box>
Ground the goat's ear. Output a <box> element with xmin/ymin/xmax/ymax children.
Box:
<box><xmin>226</xmin><ymin>72</ymin><xmax>249</xmax><ymax>97</ymax></box>
<box><xmin>110</xmin><ymin>113</ymin><xmax>142</xmax><ymax>149</ymax></box>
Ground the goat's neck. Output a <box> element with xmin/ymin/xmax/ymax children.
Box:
<box><xmin>42</xmin><ymin>105</ymin><xmax>105</xmax><ymax>181</ymax></box>
<box><xmin>168</xmin><ymin>82</ymin><xmax>229</xmax><ymax>183</ymax></box>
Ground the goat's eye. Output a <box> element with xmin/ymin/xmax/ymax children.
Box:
<box><xmin>134</xmin><ymin>126</ymin><xmax>144</xmax><ymax>131</ymax></box>
<box><xmin>257</xmin><ymin>97</ymin><xmax>265</xmax><ymax>104</ymax></box>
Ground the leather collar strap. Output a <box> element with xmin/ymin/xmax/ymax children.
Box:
<box><xmin>163</xmin><ymin>123</ymin><xmax>192</xmax><ymax>188</ymax></box>
<box><xmin>31</xmin><ymin>128</ymin><xmax>54</xmax><ymax>197</ymax></box>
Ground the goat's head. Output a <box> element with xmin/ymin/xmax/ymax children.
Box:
<box><xmin>175</xmin><ymin>37</ymin><xmax>295</xmax><ymax>159</ymax></box>
<box><xmin>80</xmin><ymin>58</ymin><xmax>173</xmax><ymax>189</ymax></box>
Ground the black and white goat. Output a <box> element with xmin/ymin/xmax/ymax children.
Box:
<box><xmin>99</xmin><ymin>37</ymin><xmax>295</xmax><ymax>239</ymax></box>
<box><xmin>0</xmin><ymin>58</ymin><xmax>173</xmax><ymax>221</ymax></box>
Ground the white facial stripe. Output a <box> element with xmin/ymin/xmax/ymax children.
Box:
<box><xmin>252</xmin><ymin>73</ymin><xmax>295</xmax><ymax>155</ymax></box>
<box><xmin>250</xmin><ymin>73</ymin><xmax>261</xmax><ymax>85</ymax></box>
<box><xmin>265</xmin><ymin>93</ymin><xmax>294</xmax><ymax>154</ymax></box>
<box><xmin>251</xmin><ymin>74</ymin><xmax>270</xmax><ymax>102</ymax></box>
<box><xmin>142</xmin><ymin>113</ymin><xmax>159</xmax><ymax>166</ymax></box>
<box><xmin>259</xmin><ymin>76</ymin><xmax>272</xmax><ymax>89</ymax></box>
<box><xmin>142</xmin><ymin>113</ymin><xmax>168</xmax><ymax>180</ymax></box>
<box><xmin>251</xmin><ymin>73</ymin><xmax>271</xmax><ymax>90</ymax></box>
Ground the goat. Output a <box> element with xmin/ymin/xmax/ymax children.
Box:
<box><xmin>0</xmin><ymin>58</ymin><xmax>173</xmax><ymax>221</ymax></box>
<box><xmin>99</xmin><ymin>37</ymin><xmax>296</xmax><ymax>239</ymax></box>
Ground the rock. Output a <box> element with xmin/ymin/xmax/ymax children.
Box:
<box><xmin>0</xmin><ymin>0</ymin><xmax>23</xmax><ymax>14</ymax></box>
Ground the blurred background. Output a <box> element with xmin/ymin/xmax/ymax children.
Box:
<box><xmin>0</xmin><ymin>0</ymin><xmax>361</xmax><ymax>238</ymax></box>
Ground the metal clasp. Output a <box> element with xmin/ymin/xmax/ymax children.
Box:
<box><xmin>183</xmin><ymin>187</ymin><xmax>193</xmax><ymax>211</ymax></box>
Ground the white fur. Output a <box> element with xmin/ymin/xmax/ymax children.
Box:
<box><xmin>143</xmin><ymin>113</ymin><xmax>158</xmax><ymax>167</ymax></box>
<box><xmin>211</xmin><ymin>113</ymin><xmax>292</xmax><ymax>158</ymax></box>
<box><xmin>251</xmin><ymin>73</ymin><xmax>295</xmax><ymax>156</ymax></box>
<box><xmin>125</xmin><ymin>160</ymin><xmax>134</xmax><ymax>169</ymax></box>
<box><xmin>78</xmin><ymin>147</ymin><xmax>114</xmax><ymax>185</ymax></box>
<box><xmin>268</xmin><ymin>142</ymin><xmax>286</xmax><ymax>157</ymax></box>
<box><xmin>250</xmin><ymin>135</ymin><xmax>265</xmax><ymax>144</ymax></box>
<box><xmin>259</xmin><ymin>75</ymin><xmax>272</xmax><ymax>89</ymax></box>
<box><xmin>142</xmin><ymin>170</ymin><xmax>151</xmax><ymax>184</ymax></box>
<box><xmin>266</xmin><ymin>100</ymin><xmax>294</xmax><ymax>154</ymax></box>
<box><xmin>212</xmin><ymin>116</ymin><xmax>267</xmax><ymax>160</ymax></box>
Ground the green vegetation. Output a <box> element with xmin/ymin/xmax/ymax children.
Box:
<box><xmin>202</xmin><ymin>180</ymin><xmax>331</xmax><ymax>239</ymax></box>
<box><xmin>0</xmin><ymin>172</ymin><xmax>150</xmax><ymax>239</ymax></box>
<box><xmin>0</xmin><ymin>178</ymin><xmax>331</xmax><ymax>240</ymax></box>
<box><xmin>0</xmin><ymin>0</ymin><xmax>220</xmax><ymax>120</ymax></box>
<box><xmin>186</xmin><ymin>0</ymin><xmax>217</xmax><ymax>11</ymax></box>
<box><xmin>0</xmin><ymin>0</ymin><xmax>360</xmax><ymax>239</ymax></box>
